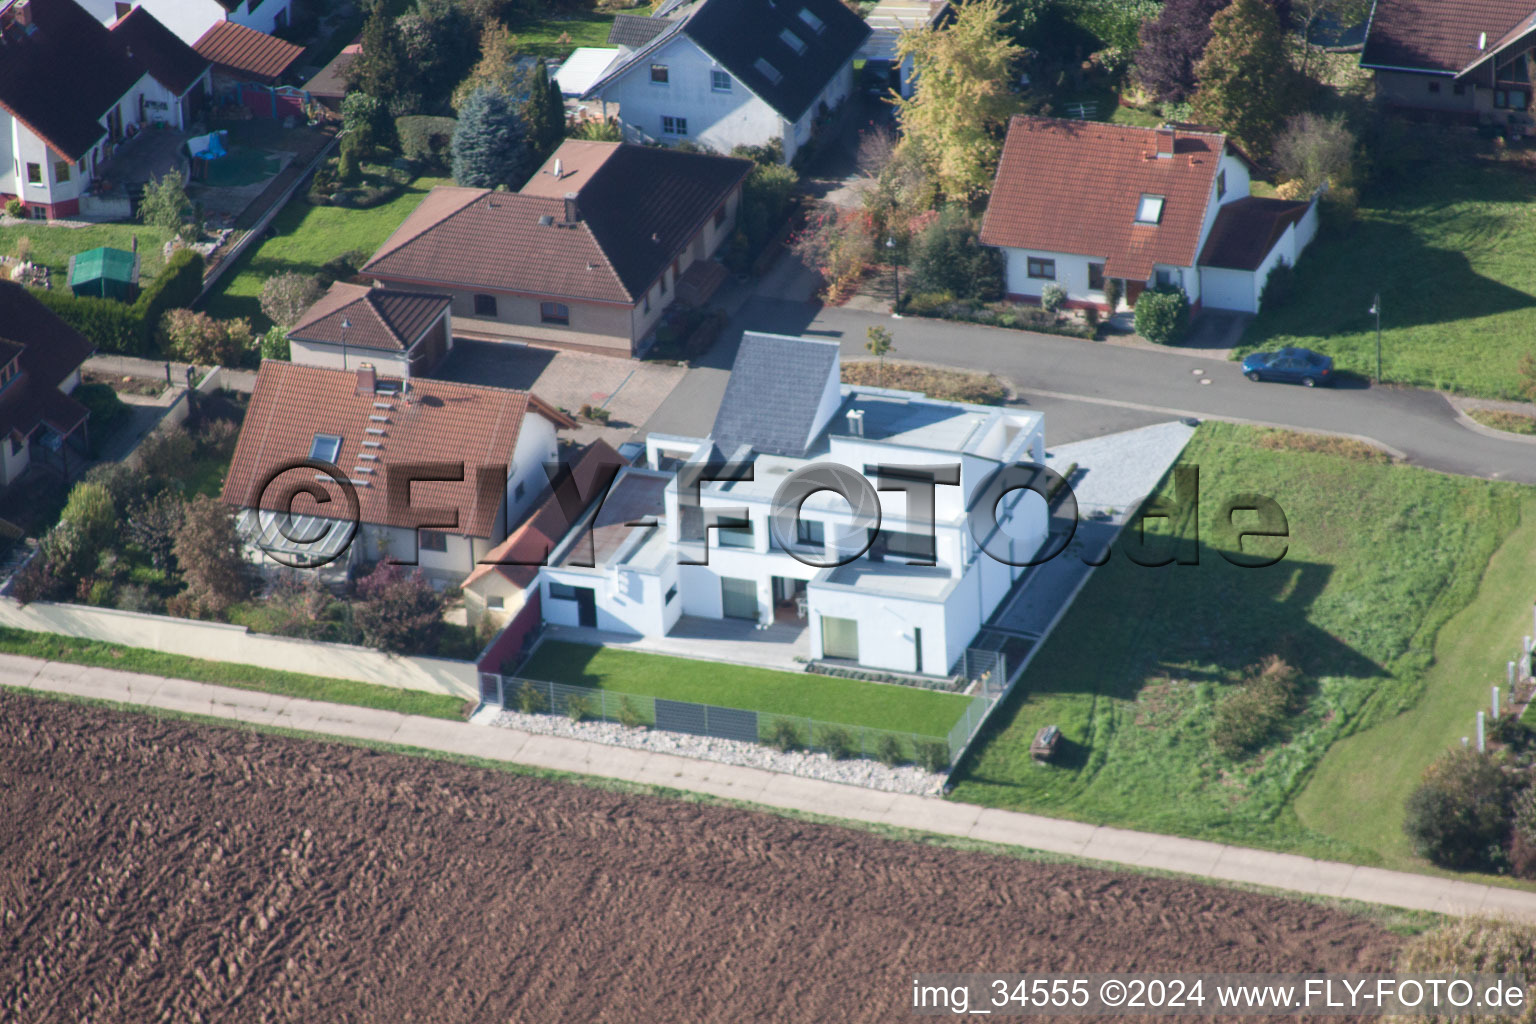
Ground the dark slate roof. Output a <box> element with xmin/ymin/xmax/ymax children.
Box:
<box><xmin>1360</xmin><ymin>0</ymin><xmax>1533</xmax><ymax>74</ymax></box>
<box><xmin>0</xmin><ymin>282</ymin><xmax>95</xmax><ymax>444</ymax></box>
<box><xmin>608</xmin><ymin>13</ymin><xmax>670</xmax><ymax>48</ymax></box>
<box><xmin>586</xmin><ymin>0</ymin><xmax>871</xmax><ymax>122</ymax></box>
<box><xmin>1198</xmin><ymin>196</ymin><xmax>1313</xmax><ymax>271</ymax></box>
<box><xmin>0</xmin><ymin>0</ymin><xmax>148</xmax><ymax>160</ymax></box>
<box><xmin>710</xmin><ymin>332</ymin><xmax>840</xmax><ymax>457</ymax></box>
<box><xmin>110</xmin><ymin>6</ymin><xmax>210</xmax><ymax>97</ymax></box>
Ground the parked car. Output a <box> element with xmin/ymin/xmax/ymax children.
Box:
<box><xmin>1241</xmin><ymin>347</ymin><xmax>1334</xmax><ymax>387</ymax></box>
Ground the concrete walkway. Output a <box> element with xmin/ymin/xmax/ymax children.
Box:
<box><xmin>4</xmin><ymin>652</ymin><xmax>1534</xmax><ymax>922</ymax></box>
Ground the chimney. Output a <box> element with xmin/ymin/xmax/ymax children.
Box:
<box><xmin>355</xmin><ymin>363</ymin><xmax>376</xmax><ymax>395</ymax></box>
<box><xmin>1155</xmin><ymin>128</ymin><xmax>1175</xmax><ymax>158</ymax></box>
<box><xmin>13</xmin><ymin>0</ymin><xmax>31</xmax><ymax>28</ymax></box>
<box><xmin>845</xmin><ymin>408</ymin><xmax>865</xmax><ymax>437</ymax></box>
<box><xmin>564</xmin><ymin>191</ymin><xmax>580</xmax><ymax>223</ymax></box>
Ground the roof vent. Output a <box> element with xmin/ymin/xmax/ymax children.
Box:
<box><xmin>845</xmin><ymin>408</ymin><xmax>865</xmax><ymax>437</ymax></box>
<box><xmin>552</xmin><ymin>157</ymin><xmax>564</xmax><ymax>177</ymax></box>
<box><xmin>1480</xmin><ymin>31</ymin><xmax>1488</xmax><ymax>50</ymax></box>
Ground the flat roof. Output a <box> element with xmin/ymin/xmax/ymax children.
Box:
<box><xmin>557</xmin><ymin>470</ymin><xmax>668</xmax><ymax>567</ymax></box>
<box><xmin>829</xmin><ymin>392</ymin><xmax>992</xmax><ymax>450</ymax></box>
<box><xmin>819</xmin><ymin>561</ymin><xmax>955</xmax><ymax>600</ymax></box>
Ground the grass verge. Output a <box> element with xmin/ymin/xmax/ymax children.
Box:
<box><xmin>520</xmin><ymin>640</ymin><xmax>971</xmax><ymax>736</ymax></box>
<box><xmin>842</xmin><ymin>360</ymin><xmax>1009</xmax><ymax>404</ymax></box>
<box><xmin>0</xmin><ymin>625</ymin><xmax>469</xmax><ymax>719</ymax></box>
<box><xmin>1468</xmin><ymin>408</ymin><xmax>1536</xmax><ymax>436</ymax></box>
<box><xmin>949</xmin><ymin>422</ymin><xmax>1525</xmax><ymax>867</ymax></box>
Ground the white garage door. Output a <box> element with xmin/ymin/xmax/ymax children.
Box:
<box><xmin>1200</xmin><ymin>268</ymin><xmax>1257</xmax><ymax>313</ymax></box>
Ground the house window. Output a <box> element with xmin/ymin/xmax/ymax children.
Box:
<box><xmin>779</xmin><ymin>28</ymin><xmax>807</xmax><ymax>55</ymax></box>
<box><xmin>1454</xmin><ymin>82</ymin><xmax>1467</xmax><ymax>96</ymax></box>
<box><xmin>1216</xmin><ymin>169</ymin><xmax>1226</xmax><ymax>199</ymax></box>
<box><xmin>798</xmin><ymin>7</ymin><xmax>825</xmax><ymax>33</ymax></box>
<box><xmin>711</xmin><ymin>69</ymin><xmax>731</xmax><ymax>92</ymax></box>
<box><xmin>717</xmin><ymin>514</ymin><xmax>753</xmax><ymax>548</ymax></box>
<box><xmin>1088</xmin><ymin>262</ymin><xmax>1106</xmax><ymax>292</ymax></box>
<box><xmin>473</xmin><ymin>294</ymin><xmax>498</xmax><ymax>316</ymax></box>
<box><xmin>487</xmin><ymin>595</ymin><xmax>504</xmax><ymax>610</ymax></box>
<box><xmin>1428</xmin><ymin>80</ymin><xmax>1441</xmax><ymax>94</ymax></box>
<box><xmin>549</xmin><ymin>582</ymin><xmax>586</xmax><ymax>601</ymax></box>
<box><xmin>796</xmin><ymin>518</ymin><xmax>824</xmax><ymax>546</ymax></box>
<box><xmin>53</xmin><ymin>161</ymin><xmax>70</xmax><ymax>183</ymax></box>
<box><xmin>665</xmin><ymin>584</ymin><xmax>678</xmax><ymax>603</ymax></box>
<box><xmin>1026</xmin><ymin>257</ymin><xmax>1055</xmax><ymax>280</ymax></box>
<box><xmin>650</xmin><ymin>63</ymin><xmax>669</xmax><ymax>84</ymax></box>
<box><xmin>419</xmin><ymin>530</ymin><xmax>449</xmax><ymax>553</ymax></box>
<box><xmin>713</xmin><ymin>204</ymin><xmax>725</xmax><ymax>227</ymax></box>
<box><xmin>308</xmin><ymin>433</ymin><xmax>342</xmax><ymax>462</ymax></box>
<box><xmin>540</xmin><ymin>301</ymin><xmax>570</xmax><ymax>325</ymax></box>
<box><xmin>25</xmin><ymin>163</ymin><xmax>41</xmax><ymax>185</ymax></box>
<box><xmin>1136</xmin><ymin>194</ymin><xmax>1165</xmax><ymax>224</ymax></box>
<box><xmin>753</xmin><ymin>58</ymin><xmax>783</xmax><ymax>84</ymax></box>
<box><xmin>662</xmin><ymin>116</ymin><xmax>688</xmax><ymax>136</ymax></box>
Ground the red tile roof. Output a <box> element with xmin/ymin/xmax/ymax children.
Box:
<box><xmin>1198</xmin><ymin>196</ymin><xmax>1312</xmax><ymax>271</ymax></box>
<box><xmin>1361</xmin><ymin>0</ymin><xmax>1534</xmax><ymax>75</ymax></box>
<box><xmin>365</xmin><ymin>141</ymin><xmax>751</xmax><ymax>305</ymax></box>
<box><xmin>289</xmin><ymin>282</ymin><xmax>451</xmax><ymax>353</ymax></box>
<box><xmin>0</xmin><ymin>282</ymin><xmax>94</xmax><ymax>444</ymax></box>
<box><xmin>193</xmin><ymin>20</ymin><xmax>304</xmax><ymax>84</ymax></box>
<box><xmin>463</xmin><ymin>439</ymin><xmax>629</xmax><ymax>589</ymax></box>
<box><xmin>221</xmin><ymin>361</ymin><xmax>576</xmax><ymax>538</ymax></box>
<box><xmin>980</xmin><ymin>116</ymin><xmax>1234</xmax><ymax>281</ymax></box>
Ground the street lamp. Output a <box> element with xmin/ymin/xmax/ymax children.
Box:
<box><xmin>886</xmin><ymin>236</ymin><xmax>901</xmax><ymax>318</ymax></box>
<box><xmin>1368</xmin><ymin>294</ymin><xmax>1381</xmax><ymax>384</ymax></box>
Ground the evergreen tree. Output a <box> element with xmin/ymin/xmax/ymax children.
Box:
<box><xmin>519</xmin><ymin>60</ymin><xmax>566</xmax><ymax>158</ymax></box>
<box><xmin>451</xmin><ymin>87</ymin><xmax>536</xmax><ymax>189</ymax></box>
<box><xmin>1190</xmin><ymin>0</ymin><xmax>1294</xmax><ymax>159</ymax></box>
<box><xmin>347</xmin><ymin>8</ymin><xmax>406</xmax><ymax>105</ymax></box>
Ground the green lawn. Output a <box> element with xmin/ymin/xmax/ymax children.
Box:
<box><xmin>507</xmin><ymin>8</ymin><xmax>627</xmax><ymax>59</ymax></box>
<box><xmin>0</xmin><ymin>625</ymin><xmax>469</xmax><ymax>719</ymax></box>
<box><xmin>1237</xmin><ymin>159</ymin><xmax>1536</xmax><ymax>399</ymax></box>
<box><xmin>200</xmin><ymin>175</ymin><xmax>450</xmax><ymax>330</ymax></box>
<box><xmin>521</xmin><ymin>640</ymin><xmax>973</xmax><ymax>736</ymax></box>
<box><xmin>950</xmin><ymin>423</ymin><xmax>1526</xmax><ymax>867</ymax></box>
<box><xmin>0</xmin><ymin>223</ymin><xmax>175</xmax><ymax>281</ymax></box>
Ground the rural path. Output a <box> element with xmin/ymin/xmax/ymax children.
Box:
<box><xmin>6</xmin><ymin>652</ymin><xmax>1535</xmax><ymax>923</ymax></box>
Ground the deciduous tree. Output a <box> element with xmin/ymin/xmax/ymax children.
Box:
<box><xmin>172</xmin><ymin>494</ymin><xmax>252</xmax><ymax>616</ymax></box>
<box><xmin>353</xmin><ymin>561</ymin><xmax>444</xmax><ymax>654</ymax></box>
<box><xmin>1135</xmin><ymin>0</ymin><xmax>1292</xmax><ymax>104</ymax></box>
<box><xmin>895</xmin><ymin>0</ymin><xmax>1025</xmax><ymax>199</ymax></box>
<box><xmin>865</xmin><ymin>326</ymin><xmax>895</xmax><ymax>385</ymax></box>
<box><xmin>1190</xmin><ymin>0</ymin><xmax>1294</xmax><ymax>159</ymax></box>
<box><xmin>1272</xmin><ymin>111</ymin><xmax>1356</xmax><ymax>194</ymax></box>
<box><xmin>159</xmin><ymin>309</ymin><xmax>255</xmax><ymax>366</ymax></box>
<box><xmin>259</xmin><ymin>272</ymin><xmax>322</xmax><ymax>328</ymax></box>
<box><xmin>138</xmin><ymin>171</ymin><xmax>191</xmax><ymax>231</ymax></box>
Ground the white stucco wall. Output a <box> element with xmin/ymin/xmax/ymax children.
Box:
<box><xmin>133</xmin><ymin>0</ymin><xmax>293</xmax><ymax>46</ymax></box>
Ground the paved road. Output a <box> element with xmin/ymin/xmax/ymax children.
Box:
<box><xmin>642</xmin><ymin>294</ymin><xmax>1536</xmax><ymax>484</ymax></box>
<box><xmin>6</xmin><ymin>654</ymin><xmax>1533</xmax><ymax>921</ymax></box>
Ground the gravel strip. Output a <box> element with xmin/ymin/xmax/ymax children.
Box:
<box><xmin>486</xmin><ymin>708</ymin><xmax>946</xmax><ymax>796</ymax></box>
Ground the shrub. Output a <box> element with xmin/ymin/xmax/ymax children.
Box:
<box><xmin>1133</xmin><ymin>286</ymin><xmax>1190</xmax><ymax>344</ymax></box>
<box><xmin>1104</xmin><ymin>277</ymin><xmax>1122</xmax><ymax>311</ymax></box>
<box><xmin>49</xmin><ymin>482</ymin><xmax>118</xmax><ymax>581</ymax></box>
<box><xmin>125</xmin><ymin>491</ymin><xmax>186</xmax><ymax>572</ymax></box>
<box><xmin>1211</xmin><ymin>655</ymin><xmax>1301</xmax><ymax>758</ymax></box>
<box><xmin>907</xmin><ymin>205</ymin><xmax>1003</xmax><ymax>302</ymax></box>
<box><xmin>1273</xmin><ymin>111</ymin><xmax>1356</xmax><ymax>197</ymax></box>
<box><xmin>569</xmin><ymin>117</ymin><xmax>622</xmax><ymax>142</ymax></box>
<box><xmin>914</xmin><ymin>739</ymin><xmax>950</xmax><ymax>773</ymax></box>
<box><xmin>133</xmin><ymin>248</ymin><xmax>205</xmax><ymax>333</ymax></box>
<box><xmin>172</xmin><ymin>493</ymin><xmax>251</xmax><ymax>616</ymax></box>
<box><xmin>875</xmin><ymin>732</ymin><xmax>908</xmax><ymax>766</ymax></box>
<box><xmin>1403</xmin><ymin>747</ymin><xmax>1514</xmax><ymax>870</ymax></box>
<box><xmin>158</xmin><ymin>309</ymin><xmax>254</xmax><ymax>365</ymax></box>
<box><xmin>138</xmin><ymin>171</ymin><xmax>192</xmax><ymax>231</ymax></box>
<box><xmin>516</xmin><ymin>679</ymin><xmax>548</xmax><ymax>714</ymax></box>
<box><xmin>1259</xmin><ymin>259</ymin><xmax>1294</xmax><ymax>311</ymax></box>
<box><xmin>765</xmin><ymin>718</ymin><xmax>804</xmax><ymax>752</ymax></box>
<box><xmin>259</xmin><ymin>272</ymin><xmax>322</xmax><ymax>328</ymax></box>
<box><xmin>725</xmin><ymin>162</ymin><xmax>799</xmax><ymax>274</ymax></box>
<box><xmin>395</xmin><ymin>115</ymin><xmax>457</xmax><ymax>167</ymax></box>
<box><xmin>1040</xmin><ymin>282</ymin><xmax>1067</xmax><ymax>313</ymax></box>
<box><xmin>729</xmin><ymin>139</ymin><xmax>785</xmax><ymax>166</ymax></box>
<box><xmin>1083</xmin><ymin>305</ymin><xmax>1100</xmax><ymax>328</ymax></box>
<box><xmin>903</xmin><ymin>290</ymin><xmax>955</xmax><ymax>316</ymax></box>
<box><xmin>3</xmin><ymin>198</ymin><xmax>21</xmax><ymax>218</ymax></box>
<box><xmin>818</xmin><ymin>725</ymin><xmax>856</xmax><ymax>760</ymax></box>
<box><xmin>353</xmin><ymin>561</ymin><xmax>444</xmax><ymax>654</ymax></box>
<box><xmin>1394</xmin><ymin>916</ymin><xmax>1536</xmax><ymax>1015</ymax></box>
<box><xmin>134</xmin><ymin>425</ymin><xmax>197</xmax><ymax>484</ymax></box>
<box><xmin>617</xmin><ymin>696</ymin><xmax>646</xmax><ymax>730</ymax></box>
<box><xmin>11</xmin><ymin>554</ymin><xmax>67</xmax><ymax>604</ymax></box>
<box><xmin>260</xmin><ymin>325</ymin><xmax>291</xmax><ymax>361</ymax></box>
<box><xmin>30</xmin><ymin>290</ymin><xmax>145</xmax><ymax>354</ymax></box>
<box><xmin>565</xmin><ymin>693</ymin><xmax>594</xmax><ymax>722</ymax></box>
<box><xmin>1510</xmin><ymin>784</ymin><xmax>1536</xmax><ymax>879</ymax></box>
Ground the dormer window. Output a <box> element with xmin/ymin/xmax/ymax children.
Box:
<box><xmin>797</xmin><ymin>7</ymin><xmax>824</xmax><ymax>33</ymax></box>
<box><xmin>1136</xmin><ymin>194</ymin><xmax>1165</xmax><ymax>224</ymax></box>
<box><xmin>308</xmin><ymin>434</ymin><xmax>342</xmax><ymax>463</ymax></box>
<box><xmin>779</xmin><ymin>27</ymin><xmax>807</xmax><ymax>55</ymax></box>
<box><xmin>754</xmin><ymin>57</ymin><xmax>783</xmax><ymax>84</ymax></box>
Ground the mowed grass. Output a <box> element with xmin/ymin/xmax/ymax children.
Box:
<box><xmin>521</xmin><ymin>640</ymin><xmax>973</xmax><ymax>736</ymax></box>
<box><xmin>0</xmin><ymin>223</ymin><xmax>175</xmax><ymax>281</ymax></box>
<box><xmin>1236</xmin><ymin>160</ymin><xmax>1536</xmax><ymax>399</ymax></box>
<box><xmin>0</xmin><ymin>626</ymin><xmax>470</xmax><ymax>719</ymax></box>
<box><xmin>200</xmin><ymin>175</ymin><xmax>450</xmax><ymax>330</ymax></box>
<box><xmin>507</xmin><ymin>8</ymin><xmax>625</xmax><ymax>58</ymax></box>
<box><xmin>949</xmin><ymin>422</ymin><xmax>1525</xmax><ymax>864</ymax></box>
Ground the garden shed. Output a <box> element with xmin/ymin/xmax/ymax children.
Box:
<box><xmin>68</xmin><ymin>247</ymin><xmax>140</xmax><ymax>302</ymax></box>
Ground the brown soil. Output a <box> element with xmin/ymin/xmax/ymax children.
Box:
<box><xmin>83</xmin><ymin>370</ymin><xmax>167</xmax><ymax>398</ymax></box>
<box><xmin>0</xmin><ymin>692</ymin><xmax>1402</xmax><ymax>1023</ymax></box>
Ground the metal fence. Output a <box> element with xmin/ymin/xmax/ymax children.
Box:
<box><xmin>481</xmin><ymin>672</ymin><xmax>987</xmax><ymax>768</ymax></box>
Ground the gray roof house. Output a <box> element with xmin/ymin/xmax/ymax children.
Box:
<box><xmin>580</xmin><ymin>0</ymin><xmax>870</xmax><ymax>163</ymax></box>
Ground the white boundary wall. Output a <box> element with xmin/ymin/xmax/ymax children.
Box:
<box><xmin>0</xmin><ymin>598</ymin><xmax>477</xmax><ymax>700</ymax></box>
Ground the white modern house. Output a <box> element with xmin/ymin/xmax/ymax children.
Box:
<box><xmin>855</xmin><ymin>0</ymin><xmax>952</xmax><ymax>99</ymax></box>
<box><xmin>77</xmin><ymin>0</ymin><xmax>293</xmax><ymax>45</ymax></box>
<box><xmin>580</xmin><ymin>0</ymin><xmax>870</xmax><ymax>164</ymax></box>
<box><xmin>979</xmin><ymin>116</ymin><xmax>1320</xmax><ymax>315</ymax></box>
<box><xmin>535</xmin><ymin>333</ymin><xmax>1048</xmax><ymax>678</ymax></box>
<box><xmin>0</xmin><ymin>0</ymin><xmax>211</xmax><ymax>220</ymax></box>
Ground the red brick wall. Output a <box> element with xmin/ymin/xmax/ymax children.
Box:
<box><xmin>477</xmin><ymin>590</ymin><xmax>542</xmax><ymax>675</ymax></box>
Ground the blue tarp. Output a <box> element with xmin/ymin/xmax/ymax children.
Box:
<box><xmin>187</xmin><ymin>130</ymin><xmax>228</xmax><ymax>161</ymax></box>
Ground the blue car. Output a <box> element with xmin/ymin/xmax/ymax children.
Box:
<box><xmin>1242</xmin><ymin>347</ymin><xmax>1334</xmax><ymax>387</ymax></box>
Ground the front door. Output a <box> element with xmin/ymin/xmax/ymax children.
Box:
<box><xmin>1124</xmin><ymin>279</ymin><xmax>1144</xmax><ymax>307</ymax></box>
<box><xmin>721</xmin><ymin>576</ymin><xmax>758</xmax><ymax>620</ymax></box>
<box><xmin>574</xmin><ymin>587</ymin><xmax>597</xmax><ymax>627</ymax></box>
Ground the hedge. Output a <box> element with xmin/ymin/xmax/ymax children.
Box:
<box><xmin>899</xmin><ymin>292</ymin><xmax>1096</xmax><ymax>340</ymax></box>
<box><xmin>29</xmin><ymin>248</ymin><xmax>204</xmax><ymax>356</ymax></box>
